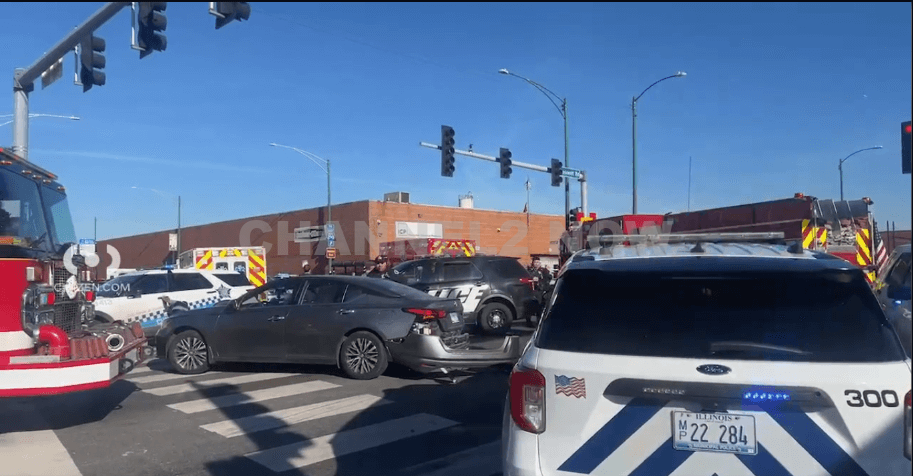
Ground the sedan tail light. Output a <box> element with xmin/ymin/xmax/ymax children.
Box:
<box><xmin>905</xmin><ymin>390</ymin><xmax>911</xmax><ymax>460</ymax></box>
<box><xmin>510</xmin><ymin>365</ymin><xmax>546</xmax><ymax>434</ymax></box>
<box><xmin>404</xmin><ymin>308</ymin><xmax>447</xmax><ymax>321</ymax></box>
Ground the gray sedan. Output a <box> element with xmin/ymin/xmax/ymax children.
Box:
<box><xmin>155</xmin><ymin>275</ymin><xmax>520</xmax><ymax>380</ymax></box>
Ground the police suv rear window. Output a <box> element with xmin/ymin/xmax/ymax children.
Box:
<box><xmin>537</xmin><ymin>268</ymin><xmax>905</xmax><ymax>362</ymax></box>
<box><xmin>215</xmin><ymin>273</ymin><xmax>251</xmax><ymax>287</ymax></box>
<box><xmin>484</xmin><ymin>258</ymin><xmax>529</xmax><ymax>279</ymax></box>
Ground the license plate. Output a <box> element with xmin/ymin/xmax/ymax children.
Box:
<box><xmin>672</xmin><ymin>411</ymin><xmax>757</xmax><ymax>455</ymax></box>
<box><xmin>449</xmin><ymin>312</ymin><xmax>460</xmax><ymax>324</ymax></box>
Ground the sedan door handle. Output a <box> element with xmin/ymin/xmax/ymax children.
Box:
<box><xmin>338</xmin><ymin>309</ymin><xmax>356</xmax><ymax>315</ymax></box>
<box><xmin>268</xmin><ymin>315</ymin><xmax>286</xmax><ymax>322</ymax></box>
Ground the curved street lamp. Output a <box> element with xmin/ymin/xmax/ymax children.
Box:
<box><xmin>270</xmin><ymin>142</ymin><xmax>334</xmax><ymax>272</ymax></box>
<box><xmin>498</xmin><ymin>68</ymin><xmax>572</xmax><ymax>230</ymax></box>
<box><xmin>839</xmin><ymin>146</ymin><xmax>882</xmax><ymax>201</ymax></box>
<box><xmin>632</xmin><ymin>71</ymin><xmax>686</xmax><ymax>214</ymax></box>
<box><xmin>0</xmin><ymin>113</ymin><xmax>80</xmax><ymax>128</ymax></box>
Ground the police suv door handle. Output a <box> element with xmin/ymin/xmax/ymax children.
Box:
<box><xmin>267</xmin><ymin>315</ymin><xmax>285</xmax><ymax>322</ymax></box>
<box><xmin>338</xmin><ymin>309</ymin><xmax>355</xmax><ymax>315</ymax></box>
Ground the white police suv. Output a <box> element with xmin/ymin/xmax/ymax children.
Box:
<box><xmin>503</xmin><ymin>233</ymin><xmax>912</xmax><ymax>476</ymax></box>
<box><xmin>93</xmin><ymin>267</ymin><xmax>253</xmax><ymax>338</ymax></box>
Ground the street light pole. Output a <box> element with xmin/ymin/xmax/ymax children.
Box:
<box><xmin>838</xmin><ymin>146</ymin><xmax>883</xmax><ymax>201</ymax></box>
<box><xmin>498</xmin><ymin>69</ymin><xmax>571</xmax><ymax>230</ymax></box>
<box><xmin>270</xmin><ymin>143</ymin><xmax>333</xmax><ymax>273</ymax></box>
<box><xmin>631</xmin><ymin>71</ymin><xmax>686</xmax><ymax>214</ymax></box>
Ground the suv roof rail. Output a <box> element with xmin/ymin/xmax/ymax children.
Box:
<box><xmin>590</xmin><ymin>232</ymin><xmax>787</xmax><ymax>249</ymax></box>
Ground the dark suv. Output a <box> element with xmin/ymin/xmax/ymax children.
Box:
<box><xmin>387</xmin><ymin>255</ymin><xmax>540</xmax><ymax>333</ymax></box>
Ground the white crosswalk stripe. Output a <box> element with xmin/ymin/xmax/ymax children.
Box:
<box><xmin>131</xmin><ymin>371</ymin><xmax>224</xmax><ymax>385</ymax></box>
<box><xmin>200</xmin><ymin>394</ymin><xmax>391</xmax><ymax>438</ymax></box>
<box><xmin>244</xmin><ymin>413</ymin><xmax>458</xmax><ymax>473</ymax></box>
<box><xmin>132</xmin><ymin>364</ymin><xmax>495</xmax><ymax>475</ymax></box>
<box><xmin>143</xmin><ymin>372</ymin><xmax>298</xmax><ymax>396</ymax></box>
<box><xmin>168</xmin><ymin>380</ymin><xmax>340</xmax><ymax>414</ymax></box>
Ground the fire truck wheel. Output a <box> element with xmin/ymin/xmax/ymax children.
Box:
<box><xmin>167</xmin><ymin>330</ymin><xmax>210</xmax><ymax>374</ymax></box>
<box><xmin>339</xmin><ymin>331</ymin><xmax>388</xmax><ymax>380</ymax></box>
<box><xmin>478</xmin><ymin>302</ymin><xmax>513</xmax><ymax>334</ymax></box>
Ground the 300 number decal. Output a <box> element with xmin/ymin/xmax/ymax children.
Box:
<box><xmin>844</xmin><ymin>390</ymin><xmax>900</xmax><ymax>408</ymax></box>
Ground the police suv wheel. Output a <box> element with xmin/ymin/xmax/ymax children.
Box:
<box><xmin>167</xmin><ymin>330</ymin><xmax>210</xmax><ymax>374</ymax></box>
<box><xmin>478</xmin><ymin>302</ymin><xmax>513</xmax><ymax>334</ymax></box>
<box><xmin>339</xmin><ymin>331</ymin><xmax>388</xmax><ymax>380</ymax></box>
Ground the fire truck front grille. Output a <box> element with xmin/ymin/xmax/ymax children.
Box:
<box><xmin>53</xmin><ymin>302</ymin><xmax>82</xmax><ymax>335</ymax></box>
<box><xmin>53</xmin><ymin>266</ymin><xmax>73</xmax><ymax>303</ymax></box>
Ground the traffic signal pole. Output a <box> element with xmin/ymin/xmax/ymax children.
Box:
<box><xmin>11</xmin><ymin>2</ymin><xmax>130</xmax><ymax>161</ymax></box>
<box><xmin>420</xmin><ymin>141</ymin><xmax>588</xmax><ymax>219</ymax></box>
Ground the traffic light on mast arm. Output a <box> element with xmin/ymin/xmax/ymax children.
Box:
<box><xmin>441</xmin><ymin>125</ymin><xmax>455</xmax><ymax>177</ymax></box>
<box><xmin>499</xmin><ymin>148</ymin><xmax>513</xmax><ymax>179</ymax></box>
<box><xmin>212</xmin><ymin>2</ymin><xmax>251</xmax><ymax>30</ymax></box>
<box><xmin>903</xmin><ymin>120</ymin><xmax>912</xmax><ymax>174</ymax></box>
<box><xmin>79</xmin><ymin>34</ymin><xmax>105</xmax><ymax>92</ymax></box>
<box><xmin>550</xmin><ymin>159</ymin><xmax>563</xmax><ymax>187</ymax></box>
<box><xmin>138</xmin><ymin>2</ymin><xmax>167</xmax><ymax>59</ymax></box>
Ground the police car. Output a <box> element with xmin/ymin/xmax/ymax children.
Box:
<box><xmin>503</xmin><ymin>233</ymin><xmax>912</xmax><ymax>476</ymax></box>
<box><xmin>93</xmin><ymin>267</ymin><xmax>253</xmax><ymax>339</ymax></box>
<box><xmin>387</xmin><ymin>255</ymin><xmax>541</xmax><ymax>334</ymax></box>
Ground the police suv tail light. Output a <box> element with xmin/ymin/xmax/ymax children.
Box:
<box><xmin>510</xmin><ymin>366</ymin><xmax>546</xmax><ymax>434</ymax></box>
<box><xmin>520</xmin><ymin>277</ymin><xmax>535</xmax><ymax>291</ymax></box>
<box><xmin>904</xmin><ymin>390</ymin><xmax>911</xmax><ymax>460</ymax></box>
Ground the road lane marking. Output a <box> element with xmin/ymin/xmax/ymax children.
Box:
<box><xmin>0</xmin><ymin>430</ymin><xmax>83</xmax><ymax>476</ymax></box>
<box><xmin>201</xmin><ymin>394</ymin><xmax>390</xmax><ymax>438</ymax></box>
<box><xmin>397</xmin><ymin>440</ymin><xmax>501</xmax><ymax>476</ymax></box>
<box><xmin>143</xmin><ymin>373</ymin><xmax>298</xmax><ymax>396</ymax></box>
<box><xmin>244</xmin><ymin>413</ymin><xmax>457</xmax><ymax>472</ymax></box>
<box><xmin>169</xmin><ymin>380</ymin><xmax>340</xmax><ymax>414</ymax></box>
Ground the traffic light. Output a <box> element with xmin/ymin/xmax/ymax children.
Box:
<box><xmin>551</xmin><ymin>159</ymin><xmax>563</xmax><ymax>187</ymax></box>
<box><xmin>79</xmin><ymin>34</ymin><xmax>106</xmax><ymax>92</ymax></box>
<box><xmin>138</xmin><ymin>2</ymin><xmax>167</xmax><ymax>59</ymax></box>
<box><xmin>499</xmin><ymin>148</ymin><xmax>513</xmax><ymax>179</ymax></box>
<box><xmin>441</xmin><ymin>125</ymin><xmax>455</xmax><ymax>177</ymax></box>
<box><xmin>212</xmin><ymin>2</ymin><xmax>251</xmax><ymax>30</ymax></box>
<box><xmin>903</xmin><ymin>120</ymin><xmax>911</xmax><ymax>174</ymax></box>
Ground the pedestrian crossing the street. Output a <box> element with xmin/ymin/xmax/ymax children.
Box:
<box><xmin>124</xmin><ymin>363</ymin><xmax>504</xmax><ymax>476</ymax></box>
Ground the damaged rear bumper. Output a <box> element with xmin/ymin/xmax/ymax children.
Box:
<box><xmin>387</xmin><ymin>332</ymin><xmax>521</xmax><ymax>373</ymax></box>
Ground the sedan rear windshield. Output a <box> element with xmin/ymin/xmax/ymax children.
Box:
<box><xmin>537</xmin><ymin>268</ymin><xmax>905</xmax><ymax>363</ymax></box>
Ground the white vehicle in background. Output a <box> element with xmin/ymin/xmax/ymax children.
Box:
<box><xmin>93</xmin><ymin>267</ymin><xmax>253</xmax><ymax>341</ymax></box>
<box><xmin>503</xmin><ymin>233</ymin><xmax>912</xmax><ymax>476</ymax></box>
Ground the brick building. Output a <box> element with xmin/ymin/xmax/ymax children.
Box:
<box><xmin>97</xmin><ymin>194</ymin><xmax>566</xmax><ymax>278</ymax></box>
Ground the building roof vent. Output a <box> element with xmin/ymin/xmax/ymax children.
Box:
<box><xmin>384</xmin><ymin>192</ymin><xmax>410</xmax><ymax>203</ymax></box>
<box><xmin>459</xmin><ymin>192</ymin><xmax>474</xmax><ymax>209</ymax></box>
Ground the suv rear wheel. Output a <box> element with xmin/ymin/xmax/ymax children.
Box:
<box><xmin>478</xmin><ymin>302</ymin><xmax>513</xmax><ymax>334</ymax></box>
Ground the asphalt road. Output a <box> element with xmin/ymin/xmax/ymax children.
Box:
<box><xmin>1</xmin><ymin>325</ymin><xmax>535</xmax><ymax>476</ymax></box>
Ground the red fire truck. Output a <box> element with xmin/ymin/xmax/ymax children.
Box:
<box><xmin>560</xmin><ymin>194</ymin><xmax>883</xmax><ymax>283</ymax></box>
<box><xmin>379</xmin><ymin>238</ymin><xmax>478</xmax><ymax>265</ymax></box>
<box><xmin>0</xmin><ymin>148</ymin><xmax>146</xmax><ymax>397</ymax></box>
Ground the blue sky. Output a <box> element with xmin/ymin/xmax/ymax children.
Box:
<box><xmin>2</xmin><ymin>2</ymin><xmax>911</xmax><ymax>240</ymax></box>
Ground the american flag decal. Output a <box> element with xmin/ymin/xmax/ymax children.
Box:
<box><xmin>555</xmin><ymin>375</ymin><xmax>586</xmax><ymax>398</ymax></box>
